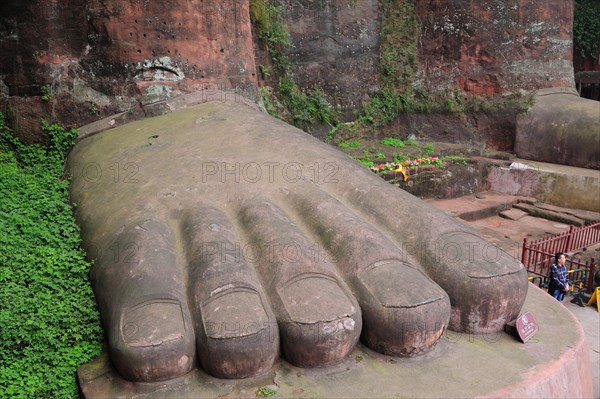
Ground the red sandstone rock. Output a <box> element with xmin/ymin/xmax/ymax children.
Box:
<box><xmin>0</xmin><ymin>0</ymin><xmax>583</xmax><ymax>145</ymax></box>
<box><xmin>415</xmin><ymin>0</ymin><xmax>574</xmax><ymax>95</ymax></box>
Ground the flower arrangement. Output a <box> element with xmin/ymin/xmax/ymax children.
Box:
<box><xmin>369</xmin><ymin>157</ymin><xmax>442</xmax><ymax>182</ymax></box>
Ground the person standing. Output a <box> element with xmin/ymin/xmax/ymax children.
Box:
<box><xmin>548</xmin><ymin>252</ymin><xmax>570</xmax><ymax>301</ymax></box>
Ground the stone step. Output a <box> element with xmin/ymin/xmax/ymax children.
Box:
<box><xmin>426</xmin><ymin>192</ymin><xmax>533</xmax><ymax>221</ymax></box>
<box><xmin>499</xmin><ymin>208</ymin><xmax>529</xmax><ymax>221</ymax></box>
<box><xmin>513</xmin><ymin>203</ymin><xmax>586</xmax><ymax>226</ymax></box>
<box><xmin>531</xmin><ymin>203</ymin><xmax>600</xmax><ymax>224</ymax></box>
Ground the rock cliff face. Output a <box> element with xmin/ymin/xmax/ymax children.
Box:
<box><xmin>0</xmin><ymin>0</ymin><xmax>576</xmax><ymax>145</ymax></box>
<box><xmin>0</xmin><ymin>0</ymin><xmax>257</xmax><ymax>141</ymax></box>
<box><xmin>83</xmin><ymin>1</ymin><xmax>256</xmax><ymax>101</ymax></box>
<box><xmin>415</xmin><ymin>0</ymin><xmax>574</xmax><ymax>96</ymax></box>
<box><xmin>275</xmin><ymin>0</ymin><xmax>380</xmax><ymax>111</ymax></box>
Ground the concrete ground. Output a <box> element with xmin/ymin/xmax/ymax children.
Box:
<box><xmin>429</xmin><ymin>192</ymin><xmax>600</xmax><ymax>399</ymax></box>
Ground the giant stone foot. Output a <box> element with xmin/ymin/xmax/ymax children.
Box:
<box><xmin>515</xmin><ymin>87</ymin><xmax>600</xmax><ymax>170</ymax></box>
<box><xmin>68</xmin><ymin>99</ymin><xmax>528</xmax><ymax>382</ymax></box>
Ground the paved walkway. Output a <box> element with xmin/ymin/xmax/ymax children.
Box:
<box><xmin>429</xmin><ymin>192</ymin><xmax>600</xmax><ymax>398</ymax></box>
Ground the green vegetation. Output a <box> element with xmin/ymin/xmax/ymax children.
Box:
<box><xmin>40</xmin><ymin>85</ymin><xmax>50</xmax><ymax>102</ymax></box>
<box><xmin>0</xmin><ymin>114</ymin><xmax>103</xmax><ymax>398</ymax></box>
<box><xmin>259</xmin><ymin>64</ymin><xmax>271</xmax><ymax>78</ymax></box>
<box><xmin>250</xmin><ymin>0</ymin><xmax>291</xmax><ymax>67</ymax></box>
<box><xmin>380</xmin><ymin>137</ymin><xmax>405</xmax><ymax>147</ymax></box>
<box><xmin>425</xmin><ymin>144</ymin><xmax>435</xmax><ymax>154</ymax></box>
<box><xmin>374</xmin><ymin>152</ymin><xmax>386</xmax><ymax>159</ymax></box>
<box><xmin>393</xmin><ymin>153</ymin><xmax>408</xmax><ymax>163</ymax></box>
<box><xmin>256</xmin><ymin>386</ymin><xmax>277</xmax><ymax>397</ymax></box>
<box><xmin>519</xmin><ymin>94</ymin><xmax>536</xmax><ymax>114</ymax></box>
<box><xmin>338</xmin><ymin>139</ymin><xmax>360</xmax><ymax>148</ymax></box>
<box><xmin>250</xmin><ymin>0</ymin><xmax>335</xmax><ymax>130</ymax></box>
<box><xmin>355</xmin><ymin>0</ymin><xmax>535</xmax><ymax>130</ymax></box>
<box><xmin>379</xmin><ymin>0</ymin><xmax>418</xmax><ymax>92</ymax></box>
<box><xmin>574</xmin><ymin>0</ymin><xmax>600</xmax><ymax>59</ymax></box>
<box><xmin>441</xmin><ymin>154</ymin><xmax>469</xmax><ymax>166</ymax></box>
<box><xmin>89</xmin><ymin>102</ymin><xmax>98</xmax><ymax>116</ymax></box>
<box><xmin>261</xmin><ymin>86</ymin><xmax>278</xmax><ymax>117</ymax></box>
<box><xmin>276</xmin><ymin>80</ymin><xmax>333</xmax><ymax>126</ymax></box>
<box><xmin>357</xmin><ymin>150</ymin><xmax>374</xmax><ymax>168</ymax></box>
<box><xmin>252</xmin><ymin>0</ymin><xmax>535</xmax><ymax>143</ymax></box>
<box><xmin>361</xmin><ymin>0</ymin><xmax>418</xmax><ymax>126</ymax></box>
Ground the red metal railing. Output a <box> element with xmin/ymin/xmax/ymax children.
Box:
<box><xmin>522</xmin><ymin>221</ymin><xmax>600</xmax><ymax>291</ymax></box>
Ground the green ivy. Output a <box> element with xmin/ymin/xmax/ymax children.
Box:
<box><xmin>250</xmin><ymin>0</ymin><xmax>292</xmax><ymax>73</ymax></box>
<box><xmin>574</xmin><ymin>0</ymin><xmax>600</xmax><ymax>59</ymax></box>
<box><xmin>338</xmin><ymin>139</ymin><xmax>360</xmax><ymax>148</ymax></box>
<box><xmin>0</xmin><ymin>114</ymin><xmax>103</xmax><ymax>398</ymax></box>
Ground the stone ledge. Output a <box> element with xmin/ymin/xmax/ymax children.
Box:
<box><xmin>75</xmin><ymin>91</ymin><xmax>260</xmax><ymax>142</ymax></box>
<box><xmin>487</xmin><ymin>159</ymin><xmax>600</xmax><ymax>212</ymax></box>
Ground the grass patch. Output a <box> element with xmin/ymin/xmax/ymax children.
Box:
<box><xmin>441</xmin><ymin>154</ymin><xmax>469</xmax><ymax>165</ymax></box>
<box><xmin>356</xmin><ymin>150</ymin><xmax>374</xmax><ymax>168</ymax></box>
<box><xmin>40</xmin><ymin>85</ymin><xmax>50</xmax><ymax>102</ymax></box>
<box><xmin>0</xmin><ymin>114</ymin><xmax>103</xmax><ymax>398</ymax></box>
<box><xmin>338</xmin><ymin>139</ymin><xmax>361</xmax><ymax>148</ymax></box>
<box><xmin>380</xmin><ymin>137</ymin><xmax>405</xmax><ymax>147</ymax></box>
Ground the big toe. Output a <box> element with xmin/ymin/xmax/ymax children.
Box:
<box><xmin>111</xmin><ymin>299</ymin><xmax>195</xmax><ymax>381</ymax></box>
<box><xmin>90</xmin><ymin>220</ymin><xmax>196</xmax><ymax>382</ymax></box>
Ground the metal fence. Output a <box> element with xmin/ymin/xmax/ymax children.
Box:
<box><xmin>522</xmin><ymin>221</ymin><xmax>600</xmax><ymax>291</ymax></box>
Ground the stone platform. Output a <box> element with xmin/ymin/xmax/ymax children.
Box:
<box><xmin>77</xmin><ymin>284</ymin><xmax>592</xmax><ymax>398</ymax></box>
<box><xmin>487</xmin><ymin>159</ymin><xmax>600</xmax><ymax>212</ymax></box>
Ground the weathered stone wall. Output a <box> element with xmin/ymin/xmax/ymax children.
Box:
<box><xmin>0</xmin><ymin>0</ymin><xmax>87</xmax><ymax>97</ymax></box>
<box><xmin>0</xmin><ymin>0</ymin><xmax>256</xmax><ymax>142</ymax></box>
<box><xmin>275</xmin><ymin>0</ymin><xmax>575</xmax><ymax>102</ymax></box>
<box><xmin>83</xmin><ymin>0</ymin><xmax>256</xmax><ymax>101</ymax></box>
<box><xmin>276</xmin><ymin>0</ymin><xmax>380</xmax><ymax>111</ymax></box>
<box><xmin>0</xmin><ymin>0</ymin><xmax>578</xmax><ymax>144</ymax></box>
<box><xmin>0</xmin><ymin>0</ymin><xmax>89</xmax><ymax>142</ymax></box>
<box><xmin>414</xmin><ymin>0</ymin><xmax>574</xmax><ymax>96</ymax></box>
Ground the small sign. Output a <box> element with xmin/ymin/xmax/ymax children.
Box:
<box><xmin>514</xmin><ymin>311</ymin><xmax>538</xmax><ymax>343</ymax></box>
<box><xmin>504</xmin><ymin>311</ymin><xmax>538</xmax><ymax>343</ymax></box>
